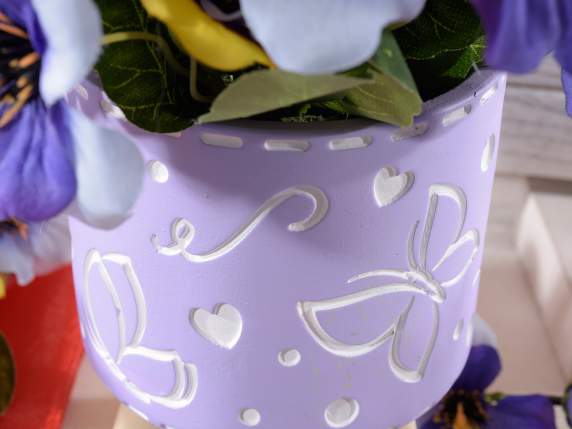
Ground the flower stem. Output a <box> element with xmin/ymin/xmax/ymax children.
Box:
<box><xmin>190</xmin><ymin>58</ymin><xmax>214</xmax><ymax>103</ymax></box>
<box><xmin>101</xmin><ymin>31</ymin><xmax>188</xmax><ymax>76</ymax></box>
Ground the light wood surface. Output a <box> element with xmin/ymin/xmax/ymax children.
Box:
<box><xmin>499</xmin><ymin>87</ymin><xmax>572</xmax><ymax>181</ymax></box>
<box><xmin>508</xmin><ymin>56</ymin><xmax>563</xmax><ymax>89</ymax></box>
<box><xmin>517</xmin><ymin>183</ymin><xmax>572</xmax><ymax>380</ymax></box>
<box><xmin>498</xmin><ymin>57</ymin><xmax>572</xmax><ymax>180</ymax></box>
<box><xmin>113</xmin><ymin>405</ymin><xmax>154</xmax><ymax>429</ymax></box>
<box><xmin>61</xmin><ymin>359</ymin><xmax>119</xmax><ymax>429</ymax></box>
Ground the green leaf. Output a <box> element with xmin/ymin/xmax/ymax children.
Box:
<box><xmin>406</xmin><ymin>36</ymin><xmax>485</xmax><ymax>100</ymax></box>
<box><xmin>394</xmin><ymin>0</ymin><xmax>484</xmax><ymax>60</ymax></box>
<box><xmin>394</xmin><ymin>0</ymin><xmax>485</xmax><ymax>99</ymax></box>
<box><xmin>0</xmin><ymin>334</ymin><xmax>14</xmax><ymax>416</ymax></box>
<box><xmin>369</xmin><ymin>31</ymin><xmax>418</xmax><ymax>93</ymax></box>
<box><xmin>95</xmin><ymin>0</ymin><xmax>208</xmax><ymax>132</ymax></box>
<box><xmin>323</xmin><ymin>70</ymin><xmax>422</xmax><ymax>127</ymax></box>
<box><xmin>198</xmin><ymin>70</ymin><xmax>369</xmax><ymax>123</ymax></box>
<box><xmin>322</xmin><ymin>31</ymin><xmax>422</xmax><ymax>127</ymax></box>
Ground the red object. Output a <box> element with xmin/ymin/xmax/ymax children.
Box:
<box><xmin>0</xmin><ymin>267</ymin><xmax>83</xmax><ymax>428</ymax></box>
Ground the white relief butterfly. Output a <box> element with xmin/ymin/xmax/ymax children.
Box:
<box><xmin>297</xmin><ymin>184</ymin><xmax>480</xmax><ymax>383</ymax></box>
<box><xmin>82</xmin><ymin>250</ymin><xmax>198</xmax><ymax>408</ymax></box>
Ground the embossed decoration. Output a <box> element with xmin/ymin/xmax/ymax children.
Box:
<box><xmin>148</xmin><ymin>160</ymin><xmax>170</xmax><ymax>184</ymax></box>
<box><xmin>373</xmin><ymin>166</ymin><xmax>415</xmax><ymax>208</ymax></box>
<box><xmin>82</xmin><ymin>250</ymin><xmax>198</xmax><ymax>408</ymax></box>
<box><xmin>328</xmin><ymin>136</ymin><xmax>372</xmax><ymax>151</ymax></box>
<box><xmin>239</xmin><ymin>408</ymin><xmax>262</xmax><ymax>426</ymax></box>
<box><xmin>200</xmin><ymin>132</ymin><xmax>244</xmax><ymax>149</ymax></box>
<box><xmin>324</xmin><ymin>398</ymin><xmax>360</xmax><ymax>428</ymax></box>
<box><xmin>481</xmin><ymin>135</ymin><xmax>495</xmax><ymax>173</ymax></box>
<box><xmin>278</xmin><ymin>349</ymin><xmax>302</xmax><ymax>367</ymax></box>
<box><xmin>0</xmin><ymin>333</ymin><xmax>15</xmax><ymax>415</ymax></box>
<box><xmin>190</xmin><ymin>304</ymin><xmax>243</xmax><ymax>350</ymax></box>
<box><xmin>453</xmin><ymin>319</ymin><xmax>464</xmax><ymax>341</ymax></box>
<box><xmin>298</xmin><ymin>184</ymin><xmax>480</xmax><ymax>383</ymax></box>
<box><xmin>152</xmin><ymin>186</ymin><xmax>329</xmax><ymax>263</ymax></box>
<box><xmin>264</xmin><ymin>139</ymin><xmax>310</xmax><ymax>152</ymax></box>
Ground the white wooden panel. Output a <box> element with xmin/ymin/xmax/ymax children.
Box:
<box><xmin>498</xmin><ymin>87</ymin><xmax>572</xmax><ymax>180</ymax></box>
<box><xmin>479</xmin><ymin>244</ymin><xmax>565</xmax><ymax>394</ymax></box>
<box><xmin>486</xmin><ymin>175</ymin><xmax>529</xmax><ymax>248</ymax></box>
<box><xmin>529</xmin><ymin>179</ymin><xmax>572</xmax><ymax>281</ymax></box>
<box><xmin>517</xmin><ymin>187</ymin><xmax>572</xmax><ymax>380</ymax></box>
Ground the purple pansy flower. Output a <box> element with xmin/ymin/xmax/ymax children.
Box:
<box><xmin>564</xmin><ymin>71</ymin><xmax>572</xmax><ymax>117</ymax></box>
<box><xmin>0</xmin><ymin>216</ymin><xmax>70</xmax><ymax>285</ymax></box>
<box><xmin>418</xmin><ymin>345</ymin><xmax>556</xmax><ymax>429</ymax></box>
<box><xmin>0</xmin><ymin>0</ymin><xmax>143</xmax><ymax>227</ymax></box>
<box><xmin>470</xmin><ymin>0</ymin><xmax>572</xmax><ymax>117</ymax></box>
<box><xmin>564</xmin><ymin>383</ymin><xmax>572</xmax><ymax>427</ymax></box>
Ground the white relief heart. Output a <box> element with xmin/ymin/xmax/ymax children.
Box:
<box><xmin>190</xmin><ymin>304</ymin><xmax>243</xmax><ymax>350</ymax></box>
<box><xmin>373</xmin><ymin>166</ymin><xmax>415</xmax><ymax>207</ymax></box>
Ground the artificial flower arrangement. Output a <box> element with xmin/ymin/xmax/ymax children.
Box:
<box><xmin>0</xmin><ymin>0</ymin><xmax>570</xmax><ymax>285</ymax></box>
<box><xmin>1</xmin><ymin>0</ymin><xmax>572</xmax><ymax>427</ymax></box>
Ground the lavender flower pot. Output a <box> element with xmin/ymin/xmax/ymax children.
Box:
<box><xmin>69</xmin><ymin>71</ymin><xmax>506</xmax><ymax>429</ymax></box>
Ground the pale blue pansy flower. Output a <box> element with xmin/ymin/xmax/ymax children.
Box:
<box><xmin>238</xmin><ymin>0</ymin><xmax>428</xmax><ymax>74</ymax></box>
<box><xmin>0</xmin><ymin>216</ymin><xmax>70</xmax><ymax>285</ymax></box>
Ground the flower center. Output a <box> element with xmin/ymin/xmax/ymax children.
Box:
<box><xmin>433</xmin><ymin>389</ymin><xmax>488</xmax><ymax>429</ymax></box>
<box><xmin>0</xmin><ymin>219</ymin><xmax>29</xmax><ymax>240</ymax></box>
<box><xmin>0</xmin><ymin>11</ymin><xmax>40</xmax><ymax>128</ymax></box>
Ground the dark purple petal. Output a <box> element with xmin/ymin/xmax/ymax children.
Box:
<box><xmin>555</xmin><ymin>0</ymin><xmax>572</xmax><ymax>72</ymax></box>
<box><xmin>564</xmin><ymin>384</ymin><xmax>572</xmax><ymax>427</ymax></box>
<box><xmin>452</xmin><ymin>345</ymin><xmax>501</xmax><ymax>392</ymax></box>
<box><xmin>563</xmin><ymin>69</ymin><xmax>572</xmax><ymax>118</ymax></box>
<box><xmin>0</xmin><ymin>1</ymin><xmax>46</xmax><ymax>54</ymax></box>
<box><xmin>487</xmin><ymin>395</ymin><xmax>556</xmax><ymax>429</ymax></box>
<box><xmin>418</xmin><ymin>417</ymin><xmax>441</xmax><ymax>429</ymax></box>
<box><xmin>0</xmin><ymin>100</ymin><xmax>76</xmax><ymax>222</ymax></box>
<box><xmin>0</xmin><ymin>0</ymin><xmax>32</xmax><ymax>21</ymax></box>
<box><xmin>417</xmin><ymin>406</ymin><xmax>442</xmax><ymax>429</ymax></box>
<box><xmin>471</xmin><ymin>0</ymin><xmax>561</xmax><ymax>73</ymax></box>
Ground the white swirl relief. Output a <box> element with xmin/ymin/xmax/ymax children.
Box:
<box><xmin>83</xmin><ymin>250</ymin><xmax>198</xmax><ymax>408</ymax></box>
<box><xmin>298</xmin><ymin>184</ymin><xmax>480</xmax><ymax>383</ymax></box>
<box><xmin>152</xmin><ymin>186</ymin><xmax>329</xmax><ymax>263</ymax></box>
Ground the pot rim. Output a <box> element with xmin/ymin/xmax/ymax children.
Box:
<box><xmin>86</xmin><ymin>70</ymin><xmax>505</xmax><ymax>136</ymax></box>
<box><xmin>196</xmin><ymin>70</ymin><xmax>505</xmax><ymax>132</ymax></box>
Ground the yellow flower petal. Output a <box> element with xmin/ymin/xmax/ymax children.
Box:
<box><xmin>141</xmin><ymin>0</ymin><xmax>271</xmax><ymax>71</ymax></box>
<box><xmin>0</xmin><ymin>275</ymin><xmax>6</xmax><ymax>300</ymax></box>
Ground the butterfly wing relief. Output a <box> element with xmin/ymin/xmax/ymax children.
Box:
<box><xmin>82</xmin><ymin>250</ymin><xmax>198</xmax><ymax>409</ymax></box>
<box><xmin>297</xmin><ymin>183</ymin><xmax>480</xmax><ymax>384</ymax></box>
<box><xmin>416</xmin><ymin>184</ymin><xmax>480</xmax><ymax>289</ymax></box>
<box><xmin>297</xmin><ymin>276</ymin><xmax>425</xmax><ymax>359</ymax></box>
